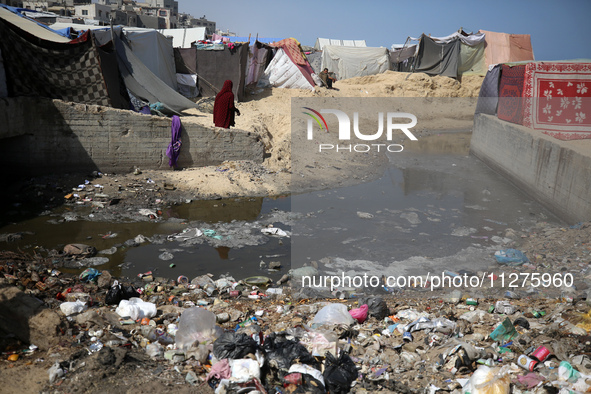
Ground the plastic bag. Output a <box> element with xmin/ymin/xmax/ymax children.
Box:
<box><xmin>489</xmin><ymin>318</ymin><xmax>518</xmax><ymax>342</ymax></box>
<box><xmin>462</xmin><ymin>365</ymin><xmax>510</xmax><ymax>394</ymax></box>
<box><xmin>106</xmin><ymin>280</ymin><xmax>140</xmax><ymax>305</ymax></box>
<box><xmin>310</xmin><ymin>303</ymin><xmax>355</xmax><ymax>328</ymax></box>
<box><xmin>48</xmin><ymin>361</ymin><xmax>65</xmax><ymax>384</ymax></box>
<box><xmin>79</xmin><ymin>268</ymin><xmax>101</xmax><ymax>282</ymax></box>
<box><xmin>264</xmin><ymin>333</ymin><xmax>318</xmax><ymax>370</ymax></box>
<box><xmin>145</xmin><ymin>342</ymin><xmax>164</xmax><ymax>358</ymax></box>
<box><xmin>358</xmin><ymin>296</ymin><xmax>389</xmax><ymax>319</ymax></box>
<box><xmin>323</xmin><ymin>352</ymin><xmax>358</xmax><ymax>394</ymax></box>
<box><xmin>349</xmin><ymin>304</ymin><xmax>368</xmax><ymax>323</ymax></box>
<box><xmin>122</xmin><ymin>284</ymin><xmax>140</xmax><ymax>299</ymax></box>
<box><xmin>115</xmin><ymin>297</ymin><xmax>156</xmax><ymax>320</ymax></box>
<box><xmin>176</xmin><ymin>307</ymin><xmax>221</xmax><ymax>350</ymax></box>
<box><xmin>229</xmin><ymin>358</ymin><xmax>261</xmax><ymax>383</ymax></box>
<box><xmin>558</xmin><ymin>360</ymin><xmax>581</xmax><ymax>383</ymax></box>
<box><xmin>213</xmin><ymin>331</ymin><xmax>259</xmax><ymax>361</ymax></box>
<box><xmin>494</xmin><ymin>249</ymin><xmax>529</xmax><ymax>266</ymax></box>
<box><xmin>282</xmin><ymin>371</ymin><xmax>326</xmax><ymax>394</ymax></box>
<box><xmin>60</xmin><ymin>300</ymin><xmax>87</xmax><ymax>316</ymax></box>
<box><xmin>105</xmin><ymin>280</ymin><xmax>123</xmax><ymax>305</ymax></box>
<box><xmin>288</xmin><ymin>363</ymin><xmax>325</xmax><ymax>388</ymax></box>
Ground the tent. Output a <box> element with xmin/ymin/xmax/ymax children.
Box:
<box><xmin>50</xmin><ymin>23</ymin><xmax>179</xmax><ymax>91</ymax></box>
<box><xmin>1</xmin><ymin>7</ymin><xmax>197</xmax><ymax>115</ymax></box>
<box><xmin>258</xmin><ymin>38</ymin><xmax>317</xmax><ymax>91</ymax></box>
<box><xmin>158</xmin><ymin>27</ymin><xmax>206</xmax><ymax>49</ymax></box>
<box><xmin>187</xmin><ymin>43</ymin><xmax>250</xmax><ymax>101</ymax></box>
<box><xmin>173</xmin><ymin>47</ymin><xmax>198</xmax><ymax>98</ymax></box>
<box><xmin>390</xmin><ymin>44</ymin><xmax>417</xmax><ymax>72</ymax></box>
<box><xmin>321</xmin><ymin>45</ymin><xmax>389</xmax><ymax>80</ymax></box>
<box><xmin>0</xmin><ymin>5</ymin><xmax>70</xmax><ymax>42</ymax></box>
<box><xmin>123</xmin><ymin>27</ymin><xmax>178</xmax><ymax>90</ymax></box>
<box><xmin>0</xmin><ymin>16</ymin><xmax>117</xmax><ymax>107</ymax></box>
<box><xmin>479</xmin><ymin>30</ymin><xmax>534</xmax><ymax>67</ymax></box>
<box><xmin>306</xmin><ymin>51</ymin><xmax>323</xmax><ymax>74</ymax></box>
<box><xmin>105</xmin><ymin>28</ymin><xmax>198</xmax><ymax>114</ymax></box>
<box><xmin>491</xmin><ymin>60</ymin><xmax>591</xmax><ymax>140</ymax></box>
<box><xmin>314</xmin><ymin>38</ymin><xmax>367</xmax><ymax>50</ymax></box>
<box><xmin>401</xmin><ymin>31</ymin><xmax>486</xmax><ymax>78</ymax></box>
<box><xmin>245</xmin><ymin>41</ymin><xmax>273</xmax><ymax>86</ymax></box>
<box><xmin>414</xmin><ymin>34</ymin><xmax>461</xmax><ymax>78</ymax></box>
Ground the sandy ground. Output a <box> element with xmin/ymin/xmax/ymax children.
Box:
<box><xmin>140</xmin><ymin>71</ymin><xmax>485</xmax><ymax>199</ymax></box>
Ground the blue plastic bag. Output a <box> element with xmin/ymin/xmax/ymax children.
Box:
<box><xmin>494</xmin><ymin>249</ymin><xmax>529</xmax><ymax>266</ymax></box>
<box><xmin>79</xmin><ymin>267</ymin><xmax>101</xmax><ymax>282</ymax></box>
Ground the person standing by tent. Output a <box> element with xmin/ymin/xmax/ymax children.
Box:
<box><xmin>319</xmin><ymin>68</ymin><xmax>337</xmax><ymax>89</ymax></box>
<box><xmin>213</xmin><ymin>80</ymin><xmax>240</xmax><ymax>128</ymax></box>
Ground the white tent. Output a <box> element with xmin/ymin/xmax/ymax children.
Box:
<box><xmin>321</xmin><ymin>45</ymin><xmax>389</xmax><ymax>80</ymax></box>
<box><xmin>257</xmin><ymin>48</ymin><xmax>314</xmax><ymax>91</ymax></box>
<box><xmin>314</xmin><ymin>38</ymin><xmax>367</xmax><ymax>51</ymax></box>
<box><xmin>158</xmin><ymin>27</ymin><xmax>206</xmax><ymax>48</ymax></box>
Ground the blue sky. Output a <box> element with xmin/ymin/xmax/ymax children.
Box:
<box><xmin>178</xmin><ymin>0</ymin><xmax>591</xmax><ymax>61</ymax></box>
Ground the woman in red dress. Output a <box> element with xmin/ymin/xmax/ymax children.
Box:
<box><xmin>213</xmin><ymin>80</ymin><xmax>240</xmax><ymax>128</ymax></box>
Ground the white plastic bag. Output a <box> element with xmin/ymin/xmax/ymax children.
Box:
<box><xmin>229</xmin><ymin>358</ymin><xmax>261</xmax><ymax>382</ymax></box>
<box><xmin>59</xmin><ymin>300</ymin><xmax>87</xmax><ymax>316</ymax></box>
<box><xmin>289</xmin><ymin>363</ymin><xmax>325</xmax><ymax>387</ymax></box>
<box><xmin>463</xmin><ymin>365</ymin><xmax>510</xmax><ymax>394</ymax></box>
<box><xmin>310</xmin><ymin>303</ymin><xmax>355</xmax><ymax>327</ymax></box>
<box><xmin>115</xmin><ymin>297</ymin><xmax>156</xmax><ymax>320</ymax></box>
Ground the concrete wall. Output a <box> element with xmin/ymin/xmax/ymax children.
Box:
<box><xmin>471</xmin><ymin>114</ymin><xmax>591</xmax><ymax>224</ymax></box>
<box><xmin>0</xmin><ymin>97</ymin><xmax>263</xmax><ymax>177</ymax></box>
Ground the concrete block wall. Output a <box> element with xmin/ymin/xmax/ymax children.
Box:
<box><xmin>471</xmin><ymin>114</ymin><xmax>591</xmax><ymax>224</ymax></box>
<box><xmin>0</xmin><ymin>97</ymin><xmax>263</xmax><ymax>176</ymax></box>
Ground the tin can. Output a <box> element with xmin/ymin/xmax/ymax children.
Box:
<box><xmin>517</xmin><ymin>355</ymin><xmax>538</xmax><ymax>371</ymax></box>
<box><xmin>466</xmin><ymin>298</ymin><xmax>478</xmax><ymax>306</ymax></box>
<box><xmin>403</xmin><ymin>331</ymin><xmax>413</xmax><ymax>342</ymax></box>
<box><xmin>229</xmin><ymin>290</ymin><xmax>240</xmax><ymax>297</ymax></box>
<box><xmin>531</xmin><ymin>345</ymin><xmax>551</xmax><ymax>362</ymax></box>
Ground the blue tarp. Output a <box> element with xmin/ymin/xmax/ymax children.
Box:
<box><xmin>53</xmin><ymin>27</ymin><xmax>72</xmax><ymax>38</ymax></box>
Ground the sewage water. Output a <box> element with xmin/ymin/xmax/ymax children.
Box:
<box><xmin>0</xmin><ymin>132</ymin><xmax>562</xmax><ymax>283</ymax></box>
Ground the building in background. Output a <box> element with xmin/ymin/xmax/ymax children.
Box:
<box><xmin>4</xmin><ymin>0</ymin><xmax>221</xmax><ymax>37</ymax></box>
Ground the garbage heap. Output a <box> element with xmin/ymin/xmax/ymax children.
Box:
<box><xmin>30</xmin><ymin>269</ymin><xmax>591</xmax><ymax>393</ymax></box>
<box><xmin>1</xmin><ymin>220</ymin><xmax>591</xmax><ymax>393</ymax></box>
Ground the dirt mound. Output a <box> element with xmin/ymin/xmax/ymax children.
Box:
<box><xmin>179</xmin><ymin>70</ymin><xmax>484</xmax><ymax>188</ymax></box>
<box><xmin>338</xmin><ymin>70</ymin><xmax>483</xmax><ymax>97</ymax></box>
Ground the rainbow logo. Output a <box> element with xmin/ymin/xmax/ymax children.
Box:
<box><xmin>302</xmin><ymin>107</ymin><xmax>329</xmax><ymax>132</ymax></box>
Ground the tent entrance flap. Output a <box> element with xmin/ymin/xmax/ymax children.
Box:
<box><xmin>113</xmin><ymin>33</ymin><xmax>198</xmax><ymax>115</ymax></box>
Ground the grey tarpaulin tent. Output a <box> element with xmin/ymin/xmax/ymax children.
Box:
<box><xmin>112</xmin><ymin>32</ymin><xmax>198</xmax><ymax>115</ymax></box>
<box><xmin>414</xmin><ymin>34</ymin><xmax>460</xmax><ymax>78</ymax></box>
<box><xmin>390</xmin><ymin>44</ymin><xmax>417</xmax><ymax>72</ymax></box>
<box><xmin>195</xmin><ymin>44</ymin><xmax>249</xmax><ymax>102</ymax></box>
<box><xmin>123</xmin><ymin>28</ymin><xmax>178</xmax><ymax>91</ymax></box>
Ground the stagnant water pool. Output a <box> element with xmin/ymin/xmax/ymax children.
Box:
<box><xmin>0</xmin><ymin>132</ymin><xmax>562</xmax><ymax>284</ymax></box>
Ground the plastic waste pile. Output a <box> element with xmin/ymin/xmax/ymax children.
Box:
<box><xmin>3</xmin><ymin>242</ymin><xmax>591</xmax><ymax>393</ymax></box>
<box><xmin>42</xmin><ymin>269</ymin><xmax>591</xmax><ymax>393</ymax></box>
